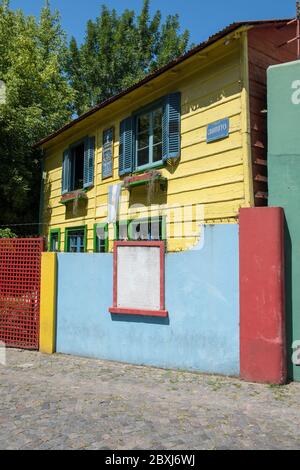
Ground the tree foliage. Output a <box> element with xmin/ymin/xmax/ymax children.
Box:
<box><xmin>0</xmin><ymin>0</ymin><xmax>190</xmax><ymax>233</ymax></box>
<box><xmin>0</xmin><ymin>0</ymin><xmax>74</xmax><ymax>231</ymax></box>
<box><xmin>0</xmin><ymin>227</ymin><xmax>16</xmax><ymax>238</ymax></box>
<box><xmin>66</xmin><ymin>0</ymin><xmax>190</xmax><ymax>115</ymax></box>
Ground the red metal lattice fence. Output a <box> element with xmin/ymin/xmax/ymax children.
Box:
<box><xmin>0</xmin><ymin>238</ymin><xmax>44</xmax><ymax>350</ymax></box>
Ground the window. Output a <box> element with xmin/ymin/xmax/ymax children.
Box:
<box><xmin>94</xmin><ymin>224</ymin><xmax>108</xmax><ymax>253</ymax></box>
<box><xmin>115</xmin><ymin>217</ymin><xmax>166</xmax><ymax>242</ymax></box>
<box><xmin>136</xmin><ymin>106</ymin><xmax>163</xmax><ymax>170</ymax></box>
<box><xmin>62</xmin><ymin>137</ymin><xmax>95</xmax><ymax>194</ymax></box>
<box><xmin>65</xmin><ymin>227</ymin><xmax>87</xmax><ymax>253</ymax></box>
<box><xmin>119</xmin><ymin>93</ymin><xmax>181</xmax><ymax>176</ymax></box>
<box><xmin>49</xmin><ymin>229</ymin><xmax>61</xmax><ymax>252</ymax></box>
<box><xmin>130</xmin><ymin>217</ymin><xmax>165</xmax><ymax>241</ymax></box>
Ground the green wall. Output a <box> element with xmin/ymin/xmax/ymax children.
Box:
<box><xmin>268</xmin><ymin>60</ymin><xmax>300</xmax><ymax>382</ymax></box>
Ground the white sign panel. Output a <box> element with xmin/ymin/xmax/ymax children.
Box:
<box><xmin>109</xmin><ymin>242</ymin><xmax>168</xmax><ymax>317</ymax></box>
<box><xmin>117</xmin><ymin>246</ymin><xmax>161</xmax><ymax>310</ymax></box>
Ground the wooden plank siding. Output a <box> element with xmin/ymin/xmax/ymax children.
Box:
<box><xmin>42</xmin><ymin>35</ymin><xmax>250</xmax><ymax>253</ymax></box>
<box><xmin>41</xmin><ymin>22</ymin><xmax>297</xmax><ymax>252</ymax></box>
<box><xmin>247</xmin><ymin>23</ymin><xmax>297</xmax><ymax>206</ymax></box>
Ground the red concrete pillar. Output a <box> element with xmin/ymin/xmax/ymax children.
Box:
<box><xmin>239</xmin><ymin>207</ymin><xmax>287</xmax><ymax>384</ymax></box>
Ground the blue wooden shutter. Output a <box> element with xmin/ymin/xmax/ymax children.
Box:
<box><xmin>84</xmin><ymin>136</ymin><xmax>95</xmax><ymax>189</ymax></box>
<box><xmin>162</xmin><ymin>92</ymin><xmax>181</xmax><ymax>162</ymax></box>
<box><xmin>62</xmin><ymin>149</ymin><xmax>71</xmax><ymax>194</ymax></box>
<box><xmin>119</xmin><ymin>117</ymin><xmax>133</xmax><ymax>176</ymax></box>
<box><xmin>102</xmin><ymin>128</ymin><xmax>113</xmax><ymax>179</ymax></box>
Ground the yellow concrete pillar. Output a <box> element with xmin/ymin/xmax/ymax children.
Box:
<box><xmin>40</xmin><ymin>252</ymin><xmax>57</xmax><ymax>354</ymax></box>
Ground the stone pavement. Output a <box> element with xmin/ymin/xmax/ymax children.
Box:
<box><xmin>0</xmin><ymin>349</ymin><xmax>300</xmax><ymax>450</ymax></box>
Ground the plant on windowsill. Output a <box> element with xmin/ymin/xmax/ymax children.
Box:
<box><xmin>123</xmin><ymin>170</ymin><xmax>167</xmax><ymax>190</ymax></box>
<box><xmin>60</xmin><ymin>189</ymin><xmax>88</xmax><ymax>206</ymax></box>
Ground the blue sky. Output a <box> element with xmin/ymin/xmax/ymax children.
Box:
<box><xmin>10</xmin><ymin>0</ymin><xmax>296</xmax><ymax>46</ymax></box>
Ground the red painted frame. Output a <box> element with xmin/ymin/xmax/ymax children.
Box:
<box><xmin>109</xmin><ymin>241</ymin><xmax>168</xmax><ymax>318</ymax></box>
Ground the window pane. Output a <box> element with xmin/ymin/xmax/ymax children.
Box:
<box><xmin>152</xmin><ymin>108</ymin><xmax>162</xmax><ymax>162</ymax></box>
<box><xmin>153</xmin><ymin>108</ymin><xmax>163</xmax><ymax>131</ymax></box>
<box><xmin>153</xmin><ymin>143</ymin><xmax>162</xmax><ymax>163</ymax></box>
<box><xmin>67</xmin><ymin>230</ymin><xmax>84</xmax><ymax>253</ymax></box>
<box><xmin>73</xmin><ymin>144</ymin><xmax>85</xmax><ymax>190</ymax></box>
<box><xmin>137</xmin><ymin>132</ymin><xmax>149</xmax><ymax>150</ymax></box>
<box><xmin>118</xmin><ymin>223</ymin><xmax>128</xmax><ymax>241</ymax></box>
<box><xmin>69</xmin><ymin>236</ymin><xmax>77</xmax><ymax>253</ymax></box>
<box><xmin>96</xmin><ymin>226</ymin><xmax>106</xmax><ymax>253</ymax></box>
<box><xmin>137</xmin><ymin>147</ymin><xmax>150</xmax><ymax>167</ymax></box>
<box><xmin>150</xmin><ymin>221</ymin><xmax>160</xmax><ymax>240</ymax></box>
<box><xmin>131</xmin><ymin>222</ymin><xmax>149</xmax><ymax>241</ymax></box>
<box><xmin>50</xmin><ymin>233</ymin><xmax>59</xmax><ymax>252</ymax></box>
<box><xmin>137</xmin><ymin>113</ymin><xmax>150</xmax><ymax>134</ymax></box>
<box><xmin>153</xmin><ymin>128</ymin><xmax>162</xmax><ymax>145</ymax></box>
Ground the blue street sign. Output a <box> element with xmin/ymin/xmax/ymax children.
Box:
<box><xmin>207</xmin><ymin>118</ymin><xmax>229</xmax><ymax>143</ymax></box>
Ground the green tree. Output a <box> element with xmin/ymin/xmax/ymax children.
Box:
<box><xmin>0</xmin><ymin>0</ymin><xmax>74</xmax><ymax>233</ymax></box>
<box><xmin>67</xmin><ymin>0</ymin><xmax>190</xmax><ymax>115</ymax></box>
<box><xmin>0</xmin><ymin>228</ymin><xmax>17</xmax><ymax>238</ymax></box>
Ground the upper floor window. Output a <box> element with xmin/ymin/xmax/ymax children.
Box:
<box><xmin>136</xmin><ymin>106</ymin><xmax>163</xmax><ymax>170</ymax></box>
<box><xmin>62</xmin><ymin>136</ymin><xmax>95</xmax><ymax>194</ymax></box>
<box><xmin>119</xmin><ymin>92</ymin><xmax>181</xmax><ymax>176</ymax></box>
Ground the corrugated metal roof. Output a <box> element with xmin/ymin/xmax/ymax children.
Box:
<box><xmin>35</xmin><ymin>19</ymin><xmax>291</xmax><ymax>148</ymax></box>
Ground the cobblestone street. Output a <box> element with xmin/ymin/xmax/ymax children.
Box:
<box><xmin>0</xmin><ymin>349</ymin><xmax>300</xmax><ymax>450</ymax></box>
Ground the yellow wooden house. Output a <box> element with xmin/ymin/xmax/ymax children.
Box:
<box><xmin>37</xmin><ymin>19</ymin><xmax>296</xmax><ymax>253</ymax></box>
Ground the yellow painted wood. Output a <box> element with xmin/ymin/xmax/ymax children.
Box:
<box><xmin>40</xmin><ymin>253</ymin><xmax>57</xmax><ymax>354</ymax></box>
<box><xmin>42</xmin><ymin>29</ymin><xmax>254</xmax><ymax>252</ymax></box>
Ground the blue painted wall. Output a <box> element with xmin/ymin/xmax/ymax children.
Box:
<box><xmin>56</xmin><ymin>224</ymin><xmax>240</xmax><ymax>375</ymax></box>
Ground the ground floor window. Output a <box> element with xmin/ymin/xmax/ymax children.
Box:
<box><xmin>65</xmin><ymin>227</ymin><xmax>87</xmax><ymax>253</ymax></box>
<box><xmin>49</xmin><ymin>229</ymin><xmax>61</xmax><ymax>252</ymax></box>
<box><xmin>115</xmin><ymin>217</ymin><xmax>166</xmax><ymax>242</ymax></box>
<box><xmin>94</xmin><ymin>223</ymin><xmax>108</xmax><ymax>253</ymax></box>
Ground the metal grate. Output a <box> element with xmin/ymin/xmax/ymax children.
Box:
<box><xmin>0</xmin><ymin>238</ymin><xmax>44</xmax><ymax>350</ymax></box>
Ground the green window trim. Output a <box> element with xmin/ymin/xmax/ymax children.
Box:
<box><xmin>93</xmin><ymin>223</ymin><xmax>109</xmax><ymax>253</ymax></box>
<box><xmin>49</xmin><ymin>228</ymin><xmax>61</xmax><ymax>252</ymax></box>
<box><xmin>64</xmin><ymin>225</ymin><xmax>87</xmax><ymax>253</ymax></box>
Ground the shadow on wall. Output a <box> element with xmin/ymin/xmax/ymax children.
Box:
<box><xmin>111</xmin><ymin>314</ymin><xmax>170</xmax><ymax>326</ymax></box>
<box><xmin>285</xmin><ymin>217</ymin><xmax>293</xmax><ymax>381</ymax></box>
<box><xmin>129</xmin><ymin>183</ymin><xmax>168</xmax><ymax>208</ymax></box>
<box><xmin>43</xmin><ymin>176</ymin><xmax>52</xmax><ymax>230</ymax></box>
<box><xmin>65</xmin><ymin>199</ymin><xmax>88</xmax><ymax>220</ymax></box>
<box><xmin>181</xmin><ymin>82</ymin><xmax>241</xmax><ymax>118</ymax></box>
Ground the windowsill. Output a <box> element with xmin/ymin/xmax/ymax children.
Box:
<box><xmin>60</xmin><ymin>189</ymin><xmax>88</xmax><ymax>205</ymax></box>
<box><xmin>109</xmin><ymin>307</ymin><xmax>169</xmax><ymax>318</ymax></box>
<box><xmin>123</xmin><ymin>171</ymin><xmax>167</xmax><ymax>190</ymax></box>
<box><xmin>135</xmin><ymin>161</ymin><xmax>164</xmax><ymax>174</ymax></box>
